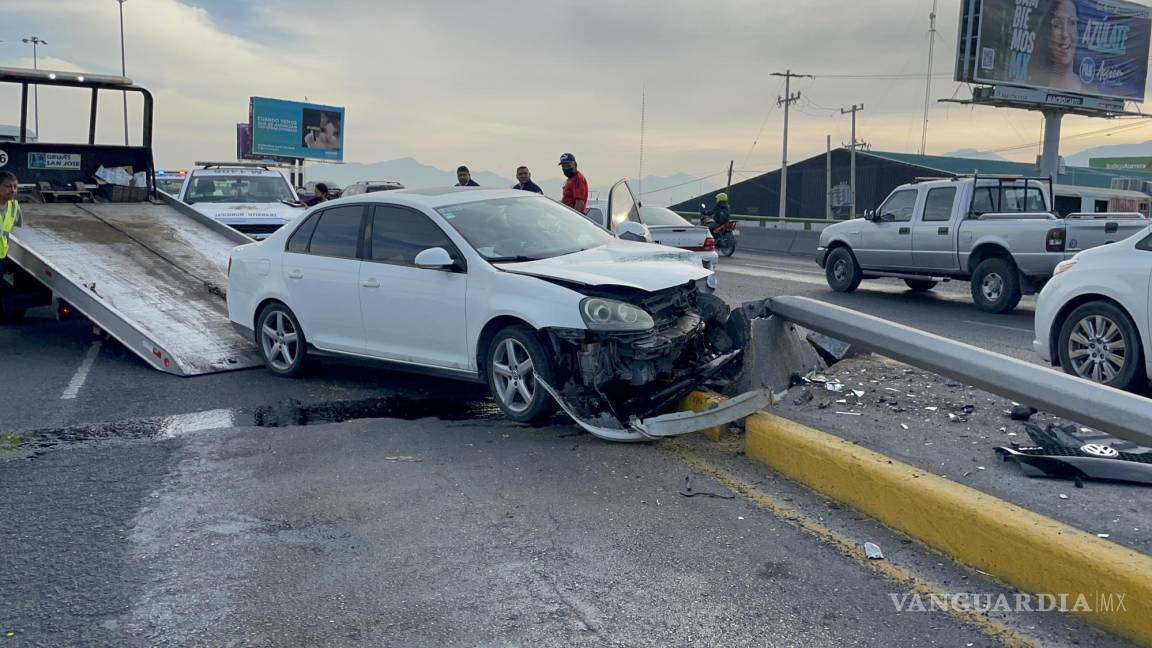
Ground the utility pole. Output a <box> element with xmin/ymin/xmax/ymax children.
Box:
<box><xmin>771</xmin><ymin>70</ymin><xmax>812</xmax><ymax>218</ymax></box>
<box><xmin>825</xmin><ymin>134</ymin><xmax>832</xmax><ymax>220</ymax></box>
<box><xmin>726</xmin><ymin>160</ymin><xmax>733</xmax><ymax>196</ymax></box>
<box><xmin>22</xmin><ymin>36</ymin><xmax>46</xmax><ymax>139</ymax></box>
<box><xmin>920</xmin><ymin>0</ymin><xmax>938</xmax><ymax>155</ymax></box>
<box><xmin>841</xmin><ymin>104</ymin><xmax>864</xmax><ymax>218</ymax></box>
<box><xmin>117</xmin><ymin>0</ymin><xmax>130</xmax><ymax>145</ymax></box>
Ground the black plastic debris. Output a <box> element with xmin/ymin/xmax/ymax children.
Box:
<box><xmin>995</xmin><ymin>422</ymin><xmax>1152</xmax><ymax>486</ymax></box>
<box><xmin>679</xmin><ymin>475</ymin><xmax>736</xmax><ymax>499</ymax></box>
<box><xmin>793</xmin><ymin>389</ymin><xmax>815</xmax><ymax>406</ymax></box>
<box><xmin>807</xmin><ymin>332</ymin><xmax>854</xmax><ymax>366</ymax></box>
<box><xmin>1009</xmin><ymin>405</ymin><xmax>1038</xmax><ymax>421</ymax></box>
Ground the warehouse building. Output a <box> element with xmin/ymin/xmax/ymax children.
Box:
<box><xmin>671</xmin><ymin>149</ymin><xmax>1152</xmax><ymax>219</ymax></box>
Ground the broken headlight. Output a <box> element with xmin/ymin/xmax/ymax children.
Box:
<box><xmin>580</xmin><ymin>298</ymin><xmax>655</xmax><ymax>332</ymax></box>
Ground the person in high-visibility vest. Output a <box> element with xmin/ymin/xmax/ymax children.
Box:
<box><xmin>0</xmin><ymin>171</ymin><xmax>21</xmax><ymax>274</ymax></box>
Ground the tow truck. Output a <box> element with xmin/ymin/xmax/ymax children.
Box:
<box><xmin>0</xmin><ymin>67</ymin><xmax>261</xmax><ymax>375</ymax></box>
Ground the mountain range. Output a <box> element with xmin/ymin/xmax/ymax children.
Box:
<box><xmin>307</xmin><ymin>157</ymin><xmax>718</xmax><ymax>206</ymax></box>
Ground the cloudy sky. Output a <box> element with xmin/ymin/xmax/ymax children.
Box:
<box><xmin>4</xmin><ymin>0</ymin><xmax>1152</xmax><ymax>191</ymax></box>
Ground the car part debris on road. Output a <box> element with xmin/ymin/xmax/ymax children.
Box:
<box><xmin>864</xmin><ymin>542</ymin><xmax>884</xmax><ymax>560</ymax></box>
<box><xmin>995</xmin><ymin>422</ymin><xmax>1152</xmax><ymax>486</ymax></box>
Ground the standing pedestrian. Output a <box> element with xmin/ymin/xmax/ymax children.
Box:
<box><xmin>0</xmin><ymin>171</ymin><xmax>22</xmax><ymax>275</ymax></box>
<box><xmin>455</xmin><ymin>166</ymin><xmax>480</xmax><ymax>187</ymax></box>
<box><xmin>558</xmin><ymin>153</ymin><xmax>588</xmax><ymax>214</ymax></box>
<box><xmin>511</xmin><ymin>166</ymin><xmax>543</xmax><ymax>194</ymax></box>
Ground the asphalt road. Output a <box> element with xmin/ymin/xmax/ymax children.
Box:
<box><xmin>715</xmin><ymin>250</ymin><xmax>1038</xmax><ymax>361</ymax></box>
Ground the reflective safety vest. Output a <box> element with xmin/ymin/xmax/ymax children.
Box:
<box><xmin>0</xmin><ymin>200</ymin><xmax>18</xmax><ymax>260</ymax></box>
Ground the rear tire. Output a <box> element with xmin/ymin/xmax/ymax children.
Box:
<box><xmin>904</xmin><ymin>279</ymin><xmax>937</xmax><ymax>292</ymax></box>
<box><xmin>717</xmin><ymin>233</ymin><xmax>737</xmax><ymax>257</ymax></box>
<box><xmin>825</xmin><ymin>247</ymin><xmax>863</xmax><ymax>293</ymax></box>
<box><xmin>256</xmin><ymin>303</ymin><xmax>307</xmax><ymax>377</ymax></box>
<box><xmin>485</xmin><ymin>325</ymin><xmax>558</xmax><ymax>424</ymax></box>
<box><xmin>970</xmin><ymin>257</ymin><xmax>1022</xmax><ymax>314</ymax></box>
<box><xmin>1057</xmin><ymin>301</ymin><xmax>1146</xmax><ymax>392</ymax></box>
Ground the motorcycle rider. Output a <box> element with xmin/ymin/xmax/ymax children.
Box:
<box><xmin>700</xmin><ymin>192</ymin><xmax>730</xmax><ymax>232</ymax></box>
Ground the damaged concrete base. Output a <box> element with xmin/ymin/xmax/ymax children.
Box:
<box><xmin>726</xmin><ymin>315</ymin><xmax>824</xmax><ymax>397</ymax></box>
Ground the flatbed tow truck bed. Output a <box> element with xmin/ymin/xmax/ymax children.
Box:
<box><xmin>9</xmin><ymin>196</ymin><xmax>262</xmax><ymax>375</ymax></box>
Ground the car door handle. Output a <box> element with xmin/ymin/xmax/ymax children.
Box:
<box><xmin>362</xmin><ymin>278</ymin><xmax>380</xmax><ymax>289</ymax></box>
<box><xmin>287</xmin><ymin>269</ymin><xmax>303</xmax><ymax>279</ymax></box>
<box><xmin>937</xmin><ymin>227</ymin><xmax>949</xmax><ymax>235</ymax></box>
<box><xmin>899</xmin><ymin>227</ymin><xmax>911</xmax><ymax>235</ymax></box>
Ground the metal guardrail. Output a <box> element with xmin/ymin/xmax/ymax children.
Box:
<box><xmin>673</xmin><ymin>212</ymin><xmax>841</xmax><ymax>230</ymax></box>
<box><xmin>765</xmin><ymin>296</ymin><xmax>1152</xmax><ymax>448</ymax></box>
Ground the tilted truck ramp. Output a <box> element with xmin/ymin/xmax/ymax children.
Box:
<box><xmin>9</xmin><ymin>200</ymin><xmax>263</xmax><ymax>376</ymax></box>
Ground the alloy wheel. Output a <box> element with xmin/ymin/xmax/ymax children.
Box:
<box><xmin>1067</xmin><ymin>315</ymin><xmax>1128</xmax><ymax>384</ymax></box>
<box><xmin>261</xmin><ymin>311</ymin><xmax>300</xmax><ymax>372</ymax></box>
<box><xmin>491</xmin><ymin>338</ymin><xmax>536</xmax><ymax>414</ymax></box>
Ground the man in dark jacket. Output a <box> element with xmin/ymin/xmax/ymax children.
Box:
<box><xmin>512</xmin><ymin>166</ymin><xmax>543</xmax><ymax>194</ymax></box>
<box><xmin>456</xmin><ymin>166</ymin><xmax>480</xmax><ymax>187</ymax></box>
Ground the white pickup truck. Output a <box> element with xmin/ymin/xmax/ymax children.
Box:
<box><xmin>816</xmin><ymin>176</ymin><xmax>1148</xmax><ymax>313</ymax></box>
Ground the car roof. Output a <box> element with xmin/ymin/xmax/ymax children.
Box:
<box><xmin>323</xmin><ymin>187</ymin><xmax>547</xmax><ymax>209</ymax></box>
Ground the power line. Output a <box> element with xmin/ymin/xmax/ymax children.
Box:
<box><xmin>815</xmin><ymin>73</ymin><xmax>953</xmax><ymax>80</ymax></box>
<box><xmin>638</xmin><ymin>171</ymin><xmax>728</xmax><ymax>196</ymax></box>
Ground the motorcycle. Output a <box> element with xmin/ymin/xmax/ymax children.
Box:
<box><xmin>699</xmin><ymin>203</ymin><xmax>738</xmax><ymax>257</ymax></box>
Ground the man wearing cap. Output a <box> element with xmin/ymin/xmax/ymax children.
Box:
<box><xmin>558</xmin><ymin>153</ymin><xmax>588</xmax><ymax>214</ymax></box>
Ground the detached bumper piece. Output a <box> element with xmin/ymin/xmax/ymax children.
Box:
<box><xmin>995</xmin><ymin>422</ymin><xmax>1152</xmax><ymax>486</ymax></box>
<box><xmin>539</xmin><ymin>378</ymin><xmax>773</xmax><ymax>443</ymax></box>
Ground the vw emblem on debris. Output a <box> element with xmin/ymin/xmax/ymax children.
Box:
<box><xmin>1080</xmin><ymin>444</ymin><xmax>1119</xmax><ymax>458</ymax></box>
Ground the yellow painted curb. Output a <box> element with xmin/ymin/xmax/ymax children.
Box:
<box><xmin>742</xmin><ymin>410</ymin><xmax>1152</xmax><ymax>647</ymax></box>
<box><xmin>678</xmin><ymin>390</ymin><xmax>729</xmax><ymax>442</ymax></box>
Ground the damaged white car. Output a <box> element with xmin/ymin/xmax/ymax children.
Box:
<box><xmin>227</xmin><ymin>181</ymin><xmax>769</xmax><ymax>441</ymax></box>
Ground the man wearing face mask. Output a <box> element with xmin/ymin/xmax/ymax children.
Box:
<box><xmin>558</xmin><ymin>153</ymin><xmax>588</xmax><ymax>214</ymax></box>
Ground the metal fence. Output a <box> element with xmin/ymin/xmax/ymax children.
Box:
<box><xmin>765</xmin><ymin>296</ymin><xmax>1152</xmax><ymax>447</ymax></box>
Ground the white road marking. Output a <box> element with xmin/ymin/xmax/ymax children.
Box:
<box><xmin>60</xmin><ymin>341</ymin><xmax>103</xmax><ymax>400</ymax></box>
<box><xmin>961</xmin><ymin>319</ymin><xmax>1033</xmax><ymax>334</ymax></box>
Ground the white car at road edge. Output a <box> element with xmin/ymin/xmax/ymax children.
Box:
<box><xmin>1033</xmin><ymin>225</ymin><xmax>1152</xmax><ymax>392</ymax></box>
<box><xmin>227</xmin><ymin>181</ymin><xmax>758</xmax><ymax>440</ymax></box>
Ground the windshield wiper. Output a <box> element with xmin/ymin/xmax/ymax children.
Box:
<box><xmin>488</xmin><ymin>255</ymin><xmax>540</xmax><ymax>263</ymax></box>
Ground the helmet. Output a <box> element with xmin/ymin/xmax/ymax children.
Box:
<box><xmin>715</xmin><ymin>193</ymin><xmax>728</xmax><ymax>203</ymax></box>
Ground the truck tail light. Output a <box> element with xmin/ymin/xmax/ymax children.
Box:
<box><xmin>1046</xmin><ymin>228</ymin><xmax>1066</xmax><ymax>252</ymax></box>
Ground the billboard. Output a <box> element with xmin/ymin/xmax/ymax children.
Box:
<box><xmin>1088</xmin><ymin>156</ymin><xmax>1152</xmax><ymax>170</ymax></box>
<box><xmin>957</xmin><ymin>0</ymin><xmax>1152</xmax><ymax>101</ymax></box>
<box><xmin>249</xmin><ymin>97</ymin><xmax>345</xmax><ymax>162</ymax></box>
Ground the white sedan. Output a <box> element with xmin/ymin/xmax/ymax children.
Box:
<box><xmin>227</xmin><ymin>181</ymin><xmax>761</xmax><ymax>440</ymax></box>
<box><xmin>1033</xmin><ymin>225</ymin><xmax>1152</xmax><ymax>392</ymax></box>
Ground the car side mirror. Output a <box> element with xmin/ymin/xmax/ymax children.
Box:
<box><xmin>863</xmin><ymin>209</ymin><xmax>876</xmax><ymax>222</ymax></box>
<box><xmin>617</xmin><ymin>221</ymin><xmax>652</xmax><ymax>243</ymax></box>
<box><xmin>414</xmin><ymin>247</ymin><xmax>456</xmax><ymax>269</ymax></box>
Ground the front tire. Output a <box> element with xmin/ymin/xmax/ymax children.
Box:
<box><xmin>486</xmin><ymin>325</ymin><xmax>558</xmax><ymax>424</ymax></box>
<box><xmin>970</xmin><ymin>258</ymin><xmax>1021</xmax><ymax>314</ymax></box>
<box><xmin>904</xmin><ymin>279</ymin><xmax>937</xmax><ymax>292</ymax></box>
<box><xmin>257</xmin><ymin>303</ymin><xmax>307</xmax><ymax>377</ymax></box>
<box><xmin>1057</xmin><ymin>301</ymin><xmax>1146</xmax><ymax>392</ymax></box>
<box><xmin>825</xmin><ymin>247</ymin><xmax>863</xmax><ymax>293</ymax></box>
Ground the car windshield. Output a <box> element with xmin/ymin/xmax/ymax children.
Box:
<box><xmin>436</xmin><ymin>195</ymin><xmax>613</xmax><ymax>262</ymax></box>
<box><xmin>186</xmin><ymin>175</ymin><xmax>296</xmax><ymax>203</ymax></box>
<box><xmin>640</xmin><ymin>206</ymin><xmax>693</xmax><ymax>227</ymax></box>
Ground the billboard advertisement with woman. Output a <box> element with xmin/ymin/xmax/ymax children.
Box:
<box><xmin>249</xmin><ymin>97</ymin><xmax>345</xmax><ymax>161</ymax></box>
<box><xmin>970</xmin><ymin>0</ymin><xmax>1151</xmax><ymax>100</ymax></box>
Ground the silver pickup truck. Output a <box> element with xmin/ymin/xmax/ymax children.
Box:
<box><xmin>816</xmin><ymin>176</ymin><xmax>1148</xmax><ymax>313</ymax></box>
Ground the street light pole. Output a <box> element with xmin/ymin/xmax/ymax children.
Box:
<box><xmin>22</xmin><ymin>36</ymin><xmax>46</xmax><ymax>139</ymax></box>
<box><xmin>117</xmin><ymin>0</ymin><xmax>129</xmax><ymax>145</ymax></box>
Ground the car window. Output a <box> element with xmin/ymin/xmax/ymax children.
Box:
<box><xmin>585</xmin><ymin>207</ymin><xmax>605</xmax><ymax>227</ymax></box>
<box><xmin>286</xmin><ymin>213</ymin><xmax>320</xmax><ymax>253</ymax></box>
<box><xmin>639</xmin><ymin>206</ymin><xmax>694</xmax><ymax>227</ymax></box>
<box><xmin>307</xmin><ymin>206</ymin><xmax>364</xmax><ymax>258</ymax></box>
<box><xmin>1002</xmin><ymin>187</ymin><xmax>1045</xmax><ymax>212</ymax></box>
<box><xmin>1137</xmin><ymin>232</ymin><xmax>1152</xmax><ymax>251</ymax></box>
<box><xmin>185</xmin><ymin>174</ymin><xmax>295</xmax><ymax>203</ymax></box>
<box><xmin>922</xmin><ymin>188</ymin><xmax>956</xmax><ymax>222</ymax></box>
<box><xmin>879</xmin><ymin>190</ymin><xmax>917</xmax><ymax>222</ymax></box>
<box><xmin>370</xmin><ymin>206</ymin><xmax>457</xmax><ymax>266</ymax></box>
<box><xmin>437</xmin><ymin>195</ymin><xmax>613</xmax><ymax>262</ymax></box>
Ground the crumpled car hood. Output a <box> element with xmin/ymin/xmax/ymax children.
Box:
<box><xmin>498</xmin><ymin>239</ymin><xmax>710</xmax><ymax>291</ymax></box>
